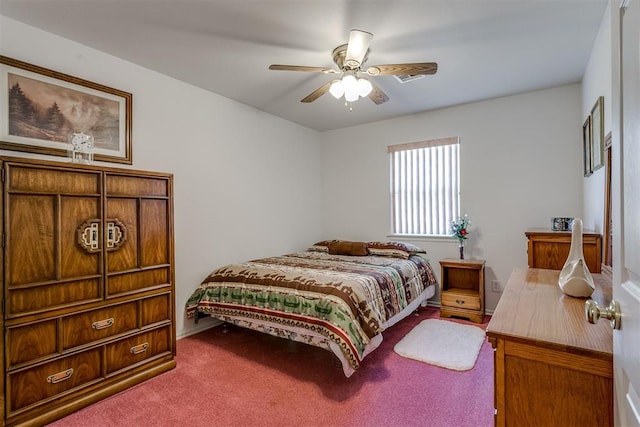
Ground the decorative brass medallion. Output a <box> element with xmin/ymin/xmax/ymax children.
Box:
<box><xmin>106</xmin><ymin>219</ymin><xmax>127</xmax><ymax>250</ymax></box>
<box><xmin>77</xmin><ymin>219</ymin><xmax>101</xmax><ymax>253</ymax></box>
<box><xmin>76</xmin><ymin>218</ymin><xmax>127</xmax><ymax>253</ymax></box>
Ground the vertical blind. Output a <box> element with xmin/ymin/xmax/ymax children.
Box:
<box><xmin>389</xmin><ymin>137</ymin><xmax>460</xmax><ymax>235</ymax></box>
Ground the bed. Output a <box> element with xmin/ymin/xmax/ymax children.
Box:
<box><xmin>185</xmin><ymin>240</ymin><xmax>437</xmax><ymax>377</ymax></box>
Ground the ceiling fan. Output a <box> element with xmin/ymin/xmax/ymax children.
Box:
<box><xmin>269</xmin><ymin>29</ymin><xmax>438</xmax><ymax>105</ymax></box>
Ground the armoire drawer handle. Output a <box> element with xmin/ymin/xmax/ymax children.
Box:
<box><xmin>130</xmin><ymin>342</ymin><xmax>149</xmax><ymax>355</ymax></box>
<box><xmin>92</xmin><ymin>318</ymin><xmax>114</xmax><ymax>330</ymax></box>
<box><xmin>456</xmin><ymin>299</ymin><xmax>465</xmax><ymax>305</ymax></box>
<box><xmin>47</xmin><ymin>368</ymin><xmax>73</xmax><ymax>384</ymax></box>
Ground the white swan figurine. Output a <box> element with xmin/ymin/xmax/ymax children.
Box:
<box><xmin>558</xmin><ymin>218</ymin><xmax>595</xmax><ymax>297</ymax></box>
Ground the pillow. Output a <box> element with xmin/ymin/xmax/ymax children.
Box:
<box><xmin>307</xmin><ymin>244</ymin><xmax>330</xmax><ymax>253</ymax></box>
<box><xmin>367</xmin><ymin>241</ymin><xmax>426</xmax><ymax>258</ymax></box>
<box><xmin>327</xmin><ymin>240</ymin><xmax>369</xmax><ymax>256</ymax></box>
<box><xmin>307</xmin><ymin>240</ymin><xmax>335</xmax><ymax>252</ymax></box>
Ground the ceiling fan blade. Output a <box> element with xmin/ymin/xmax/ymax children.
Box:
<box><xmin>345</xmin><ymin>29</ymin><xmax>373</xmax><ymax>68</ymax></box>
<box><xmin>368</xmin><ymin>82</ymin><xmax>389</xmax><ymax>105</ymax></box>
<box><xmin>269</xmin><ymin>64</ymin><xmax>339</xmax><ymax>74</ymax></box>
<box><xmin>365</xmin><ymin>62</ymin><xmax>438</xmax><ymax>76</ymax></box>
<box><xmin>301</xmin><ymin>81</ymin><xmax>333</xmax><ymax>103</ymax></box>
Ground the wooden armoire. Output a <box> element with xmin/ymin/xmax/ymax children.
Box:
<box><xmin>0</xmin><ymin>156</ymin><xmax>176</xmax><ymax>426</ymax></box>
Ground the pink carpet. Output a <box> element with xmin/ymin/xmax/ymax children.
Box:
<box><xmin>48</xmin><ymin>307</ymin><xmax>493</xmax><ymax>426</ymax></box>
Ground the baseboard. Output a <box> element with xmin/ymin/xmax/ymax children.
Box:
<box><xmin>177</xmin><ymin>317</ymin><xmax>223</xmax><ymax>340</ymax></box>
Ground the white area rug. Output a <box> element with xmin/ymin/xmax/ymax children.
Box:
<box><xmin>393</xmin><ymin>319</ymin><xmax>486</xmax><ymax>371</ymax></box>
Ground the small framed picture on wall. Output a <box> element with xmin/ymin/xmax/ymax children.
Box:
<box><xmin>582</xmin><ymin>115</ymin><xmax>592</xmax><ymax>177</ymax></box>
<box><xmin>590</xmin><ymin>96</ymin><xmax>604</xmax><ymax>172</ymax></box>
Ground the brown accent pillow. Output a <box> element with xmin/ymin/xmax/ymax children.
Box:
<box><xmin>327</xmin><ymin>240</ymin><xmax>369</xmax><ymax>256</ymax></box>
<box><xmin>367</xmin><ymin>241</ymin><xmax>426</xmax><ymax>258</ymax></box>
<box><xmin>307</xmin><ymin>240</ymin><xmax>338</xmax><ymax>253</ymax></box>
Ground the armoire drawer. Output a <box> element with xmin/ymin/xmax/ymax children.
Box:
<box><xmin>62</xmin><ymin>301</ymin><xmax>138</xmax><ymax>349</ymax></box>
<box><xmin>7</xmin><ymin>295</ymin><xmax>171</xmax><ymax>368</ymax></box>
<box><xmin>106</xmin><ymin>326</ymin><xmax>172</xmax><ymax>374</ymax></box>
<box><xmin>8</xmin><ymin>347</ymin><xmax>103</xmax><ymax>414</ymax></box>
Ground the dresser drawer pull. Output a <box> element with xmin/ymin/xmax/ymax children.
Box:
<box><xmin>92</xmin><ymin>318</ymin><xmax>115</xmax><ymax>330</ymax></box>
<box><xmin>456</xmin><ymin>299</ymin><xmax>465</xmax><ymax>305</ymax></box>
<box><xmin>130</xmin><ymin>342</ymin><xmax>149</xmax><ymax>355</ymax></box>
<box><xmin>47</xmin><ymin>368</ymin><xmax>74</xmax><ymax>384</ymax></box>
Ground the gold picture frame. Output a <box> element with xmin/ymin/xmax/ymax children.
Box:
<box><xmin>590</xmin><ymin>96</ymin><xmax>604</xmax><ymax>172</ymax></box>
<box><xmin>582</xmin><ymin>115</ymin><xmax>592</xmax><ymax>177</ymax></box>
<box><xmin>0</xmin><ymin>56</ymin><xmax>132</xmax><ymax>164</ymax></box>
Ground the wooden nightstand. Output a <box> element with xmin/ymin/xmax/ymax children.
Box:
<box><xmin>439</xmin><ymin>259</ymin><xmax>485</xmax><ymax>323</ymax></box>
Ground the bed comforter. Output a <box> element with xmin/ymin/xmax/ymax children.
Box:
<box><xmin>186</xmin><ymin>250</ymin><xmax>437</xmax><ymax>375</ymax></box>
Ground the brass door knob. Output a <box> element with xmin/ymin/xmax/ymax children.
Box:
<box><xmin>585</xmin><ymin>299</ymin><xmax>621</xmax><ymax>330</ymax></box>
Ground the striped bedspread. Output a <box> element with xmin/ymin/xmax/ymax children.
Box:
<box><xmin>186</xmin><ymin>251</ymin><xmax>436</xmax><ymax>373</ymax></box>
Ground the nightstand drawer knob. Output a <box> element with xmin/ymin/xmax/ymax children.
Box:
<box><xmin>456</xmin><ymin>299</ymin><xmax>465</xmax><ymax>305</ymax></box>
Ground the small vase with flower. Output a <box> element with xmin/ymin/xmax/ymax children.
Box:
<box><xmin>451</xmin><ymin>214</ymin><xmax>470</xmax><ymax>260</ymax></box>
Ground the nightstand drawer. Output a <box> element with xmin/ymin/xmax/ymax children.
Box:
<box><xmin>441</xmin><ymin>290</ymin><xmax>481</xmax><ymax>310</ymax></box>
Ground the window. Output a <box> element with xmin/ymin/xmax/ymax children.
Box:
<box><xmin>389</xmin><ymin>136</ymin><xmax>460</xmax><ymax>236</ymax></box>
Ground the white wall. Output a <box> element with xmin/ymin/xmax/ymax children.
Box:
<box><xmin>0</xmin><ymin>17</ymin><xmax>324</xmax><ymax>338</ymax></box>
<box><xmin>0</xmin><ymin>13</ymin><xmax>596</xmax><ymax>322</ymax></box>
<box><xmin>582</xmin><ymin>2</ymin><xmax>612</xmax><ymax>235</ymax></box>
<box><xmin>321</xmin><ymin>85</ymin><xmax>584</xmax><ymax>311</ymax></box>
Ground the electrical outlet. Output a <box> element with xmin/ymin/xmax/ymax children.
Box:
<box><xmin>491</xmin><ymin>280</ymin><xmax>501</xmax><ymax>292</ymax></box>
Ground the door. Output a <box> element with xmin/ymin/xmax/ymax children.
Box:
<box><xmin>615</xmin><ymin>1</ymin><xmax>640</xmax><ymax>425</ymax></box>
<box><xmin>104</xmin><ymin>172</ymin><xmax>173</xmax><ymax>298</ymax></box>
<box><xmin>3</xmin><ymin>162</ymin><xmax>103</xmax><ymax>317</ymax></box>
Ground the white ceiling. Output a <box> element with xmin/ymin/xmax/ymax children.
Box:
<box><xmin>0</xmin><ymin>0</ymin><xmax>608</xmax><ymax>132</ymax></box>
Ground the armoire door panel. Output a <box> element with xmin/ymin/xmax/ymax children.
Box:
<box><xmin>7</xmin><ymin>195</ymin><xmax>56</xmax><ymax>285</ymax></box>
<box><xmin>60</xmin><ymin>196</ymin><xmax>101</xmax><ymax>279</ymax></box>
<box><xmin>140</xmin><ymin>199</ymin><xmax>169</xmax><ymax>267</ymax></box>
<box><xmin>105</xmin><ymin>198</ymin><xmax>138</xmax><ymax>272</ymax></box>
<box><xmin>7</xmin><ymin>166</ymin><xmax>100</xmax><ymax>195</ymax></box>
<box><xmin>106</xmin><ymin>175</ymin><xmax>168</xmax><ymax>198</ymax></box>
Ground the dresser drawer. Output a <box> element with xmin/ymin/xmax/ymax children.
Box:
<box><xmin>106</xmin><ymin>326</ymin><xmax>172</xmax><ymax>374</ymax></box>
<box><xmin>62</xmin><ymin>301</ymin><xmax>138</xmax><ymax>350</ymax></box>
<box><xmin>141</xmin><ymin>293</ymin><xmax>171</xmax><ymax>325</ymax></box>
<box><xmin>7</xmin><ymin>295</ymin><xmax>168</xmax><ymax>369</ymax></box>
<box><xmin>441</xmin><ymin>290</ymin><xmax>481</xmax><ymax>310</ymax></box>
<box><xmin>7</xmin><ymin>319</ymin><xmax>58</xmax><ymax>367</ymax></box>
<box><xmin>8</xmin><ymin>348</ymin><xmax>103</xmax><ymax>414</ymax></box>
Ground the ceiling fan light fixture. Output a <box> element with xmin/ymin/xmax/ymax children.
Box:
<box><xmin>357</xmin><ymin>78</ymin><xmax>373</xmax><ymax>97</ymax></box>
<box><xmin>344</xmin><ymin>89</ymin><xmax>359</xmax><ymax>103</ymax></box>
<box><xmin>329</xmin><ymin>79</ymin><xmax>345</xmax><ymax>98</ymax></box>
<box><xmin>341</xmin><ymin>74</ymin><xmax>360</xmax><ymax>102</ymax></box>
<box><xmin>345</xmin><ymin>29</ymin><xmax>373</xmax><ymax>68</ymax></box>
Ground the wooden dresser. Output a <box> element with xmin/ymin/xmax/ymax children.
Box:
<box><xmin>525</xmin><ymin>228</ymin><xmax>602</xmax><ymax>273</ymax></box>
<box><xmin>0</xmin><ymin>157</ymin><xmax>176</xmax><ymax>426</ymax></box>
<box><xmin>486</xmin><ymin>268</ymin><xmax>613</xmax><ymax>427</ymax></box>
